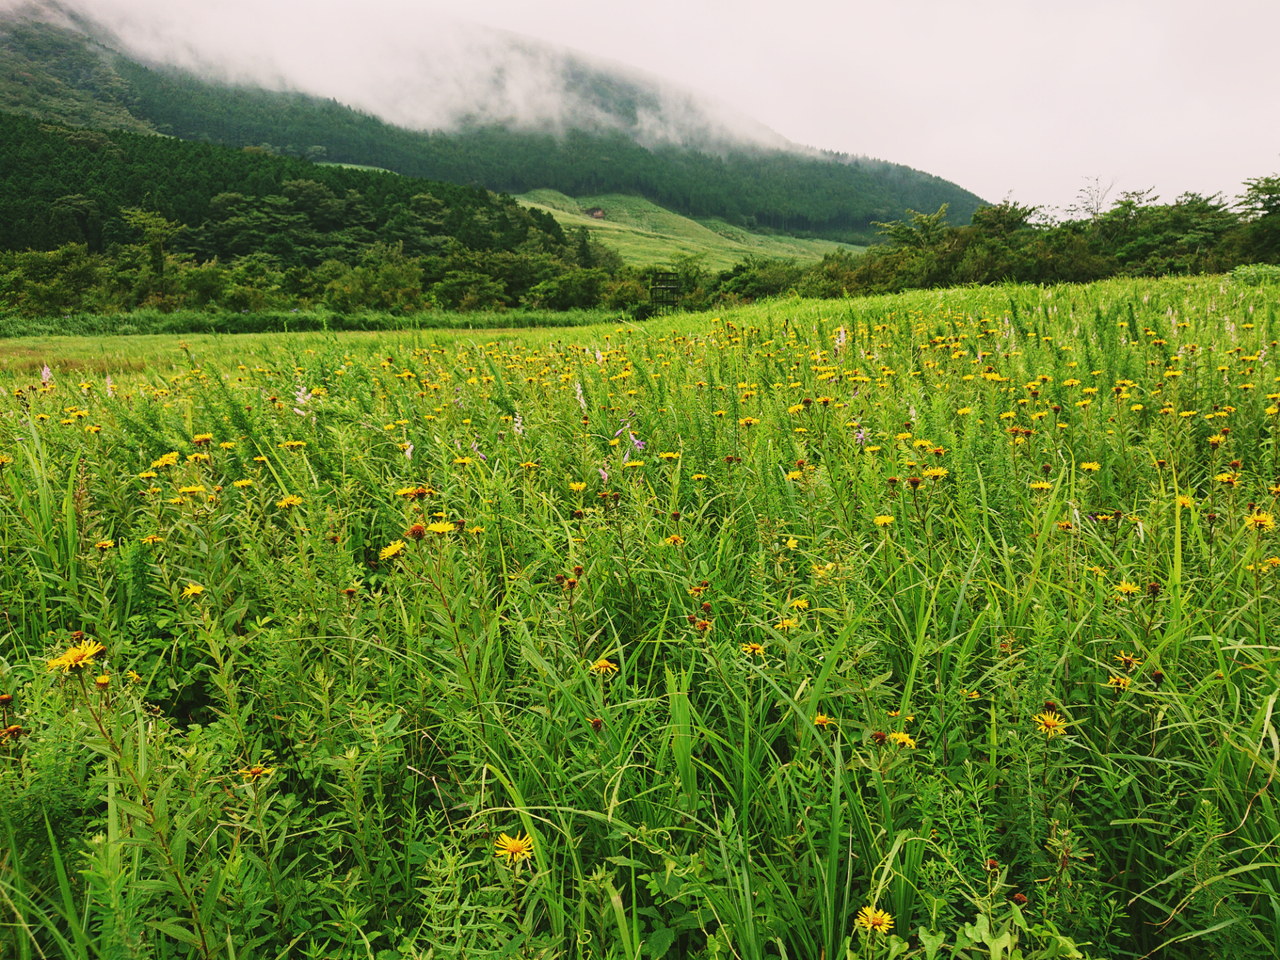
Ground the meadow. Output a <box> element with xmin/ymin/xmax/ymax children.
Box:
<box><xmin>515</xmin><ymin>191</ymin><xmax>862</xmax><ymax>270</ymax></box>
<box><xmin>3</xmin><ymin>275</ymin><xmax>1280</xmax><ymax>960</ymax></box>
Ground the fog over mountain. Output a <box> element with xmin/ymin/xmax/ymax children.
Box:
<box><xmin>0</xmin><ymin>0</ymin><xmax>798</xmax><ymax>154</ymax></box>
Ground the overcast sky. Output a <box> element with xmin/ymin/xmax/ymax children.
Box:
<box><xmin>11</xmin><ymin>0</ymin><xmax>1280</xmax><ymax>213</ymax></box>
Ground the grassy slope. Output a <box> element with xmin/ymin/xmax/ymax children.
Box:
<box><xmin>518</xmin><ymin>190</ymin><xmax>864</xmax><ymax>270</ymax></box>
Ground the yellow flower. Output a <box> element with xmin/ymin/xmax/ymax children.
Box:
<box><xmin>664</xmin><ymin>534</ymin><xmax>685</xmax><ymax>546</ymax></box>
<box><xmin>873</xmin><ymin>515</ymin><xmax>894</xmax><ymax>527</ymax></box>
<box><xmin>239</xmin><ymin>764</ymin><xmax>275</xmax><ymax>782</ymax></box>
<box><xmin>813</xmin><ymin>713</ymin><xmax>836</xmax><ymax>730</ymax></box>
<box><xmin>276</xmin><ymin>495</ymin><xmax>303</xmax><ymax>509</ymax></box>
<box><xmin>181</xmin><ymin>582</ymin><xmax>205</xmax><ymax>599</ymax></box>
<box><xmin>94</xmin><ymin>539</ymin><xmax>115</xmax><ymax>551</ymax></box>
<box><xmin>495</xmin><ymin>832</ymin><xmax>534</xmax><ymax>868</ymax></box>
<box><xmin>1080</xmin><ymin>462</ymin><xmax>1101</xmax><ymax>472</ymax></box>
<box><xmin>141</xmin><ymin>534</ymin><xmax>162</xmax><ymax>545</ymax></box>
<box><xmin>1176</xmin><ymin>495</ymin><xmax>1193</xmax><ymax>509</ymax></box>
<box><xmin>427</xmin><ymin>521</ymin><xmax>455</xmax><ymax>535</ymax></box>
<box><xmin>1247</xmin><ymin>512</ymin><xmax>1275</xmax><ymax>531</ymax></box>
<box><xmin>1033</xmin><ymin>711</ymin><xmax>1066</xmax><ymax>738</ymax></box>
<box><xmin>589</xmin><ymin>657</ymin><xmax>619</xmax><ymax>676</ymax></box>
<box><xmin>790</xmin><ymin>598</ymin><xmax>810</xmax><ymax>610</ymax></box>
<box><xmin>233</xmin><ymin>478</ymin><xmax>254</xmax><ymax>488</ymax></box>
<box><xmin>1107</xmin><ymin>674</ymin><xmax>1132</xmax><ymax>692</ymax></box>
<box><xmin>741</xmin><ymin>642</ymin><xmax>766</xmax><ymax>657</ymax></box>
<box><xmin>569</xmin><ymin>482</ymin><xmax>587</xmax><ymax>492</ymax></box>
<box><xmin>1114</xmin><ymin>650</ymin><xmax>1142</xmax><ymax>671</ymax></box>
<box><xmin>47</xmin><ymin>639</ymin><xmax>106</xmax><ymax>673</ymax></box>
<box><xmin>855</xmin><ymin>906</ymin><xmax>893</xmax><ymax>934</ymax></box>
<box><xmin>1116</xmin><ymin>580</ymin><xmax>1140</xmax><ymax>597</ymax></box>
<box><xmin>380</xmin><ymin>540</ymin><xmax>406</xmax><ymax>561</ymax></box>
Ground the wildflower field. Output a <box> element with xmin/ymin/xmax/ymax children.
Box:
<box><xmin>4</xmin><ymin>275</ymin><xmax>1280</xmax><ymax>960</ymax></box>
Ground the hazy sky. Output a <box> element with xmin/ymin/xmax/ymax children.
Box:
<box><xmin>11</xmin><ymin>0</ymin><xmax>1280</xmax><ymax>212</ymax></box>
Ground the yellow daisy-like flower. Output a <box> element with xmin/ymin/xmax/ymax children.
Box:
<box><xmin>1246</xmin><ymin>512</ymin><xmax>1275</xmax><ymax>531</ymax></box>
<box><xmin>790</xmin><ymin>598</ymin><xmax>810</xmax><ymax>610</ymax></box>
<box><xmin>569</xmin><ymin>482</ymin><xmax>587</xmax><ymax>492</ymax></box>
<box><xmin>494</xmin><ymin>832</ymin><xmax>534</xmax><ymax>868</ymax></box>
<box><xmin>813</xmin><ymin>713</ymin><xmax>836</xmax><ymax>730</ymax></box>
<box><xmin>239</xmin><ymin>764</ymin><xmax>275</xmax><ymax>783</ymax></box>
<box><xmin>741</xmin><ymin>642</ymin><xmax>766</xmax><ymax>657</ymax></box>
<box><xmin>888</xmin><ymin>731</ymin><xmax>917</xmax><ymax>749</ymax></box>
<box><xmin>776</xmin><ymin>618</ymin><xmax>799</xmax><ymax>632</ymax></box>
<box><xmin>380</xmin><ymin>540</ymin><xmax>406</xmax><ymax>561</ymax></box>
<box><xmin>1114</xmin><ymin>650</ymin><xmax>1142</xmax><ymax>671</ymax></box>
<box><xmin>426</xmin><ymin>521</ymin><xmax>455</xmax><ymax>535</ymax></box>
<box><xmin>1080</xmin><ymin>462</ymin><xmax>1101</xmax><ymax>472</ymax></box>
<box><xmin>1107</xmin><ymin>674</ymin><xmax>1132</xmax><ymax>692</ymax></box>
<box><xmin>47</xmin><ymin>639</ymin><xmax>106</xmax><ymax>673</ymax></box>
<box><xmin>1033</xmin><ymin>711</ymin><xmax>1066</xmax><ymax>738</ymax></box>
<box><xmin>1176</xmin><ymin>495</ymin><xmax>1193</xmax><ymax>509</ymax></box>
<box><xmin>664</xmin><ymin>534</ymin><xmax>685</xmax><ymax>546</ymax></box>
<box><xmin>589</xmin><ymin>657</ymin><xmax>619</xmax><ymax>677</ymax></box>
<box><xmin>141</xmin><ymin>534</ymin><xmax>163</xmax><ymax>545</ymax></box>
<box><xmin>1115</xmin><ymin>580</ymin><xmax>1140</xmax><ymax>597</ymax></box>
<box><xmin>855</xmin><ymin>906</ymin><xmax>894</xmax><ymax>935</ymax></box>
<box><xmin>873</xmin><ymin>515</ymin><xmax>894</xmax><ymax>527</ymax></box>
<box><xmin>181</xmin><ymin>582</ymin><xmax>205</xmax><ymax>599</ymax></box>
<box><xmin>276</xmin><ymin>495</ymin><xmax>303</xmax><ymax>509</ymax></box>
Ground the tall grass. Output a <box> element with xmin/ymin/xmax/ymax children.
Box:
<box><xmin>1</xmin><ymin>274</ymin><xmax>1279</xmax><ymax>959</ymax></box>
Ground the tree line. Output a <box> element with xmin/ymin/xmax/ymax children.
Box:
<box><xmin>3</xmin><ymin>111</ymin><xmax>1279</xmax><ymax>322</ymax></box>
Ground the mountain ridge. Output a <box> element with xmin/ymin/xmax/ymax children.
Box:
<box><xmin>0</xmin><ymin>2</ymin><xmax>988</xmax><ymax>243</ymax></box>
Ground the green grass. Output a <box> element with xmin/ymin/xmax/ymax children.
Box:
<box><xmin>3</xmin><ymin>274</ymin><xmax>1280</xmax><ymax>960</ymax></box>
<box><xmin>519</xmin><ymin>189</ymin><xmax>864</xmax><ymax>270</ymax></box>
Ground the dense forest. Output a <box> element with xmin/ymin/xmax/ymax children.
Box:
<box><xmin>2</xmin><ymin>111</ymin><xmax>1279</xmax><ymax>323</ymax></box>
<box><xmin>0</xmin><ymin>18</ymin><xmax>985</xmax><ymax>244</ymax></box>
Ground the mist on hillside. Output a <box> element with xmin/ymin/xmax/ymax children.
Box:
<box><xmin>0</xmin><ymin>0</ymin><xmax>799</xmax><ymax>155</ymax></box>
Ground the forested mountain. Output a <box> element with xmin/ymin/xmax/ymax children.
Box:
<box><xmin>0</xmin><ymin>11</ymin><xmax>986</xmax><ymax>244</ymax></box>
<box><xmin>0</xmin><ymin>113</ymin><xmax>567</xmax><ymax>259</ymax></box>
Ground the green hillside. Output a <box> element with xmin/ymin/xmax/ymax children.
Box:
<box><xmin>0</xmin><ymin>16</ymin><xmax>987</xmax><ymax>245</ymax></box>
<box><xmin>518</xmin><ymin>190</ymin><xmax>863</xmax><ymax>270</ymax></box>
